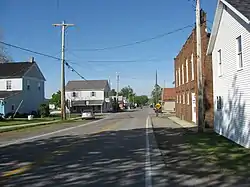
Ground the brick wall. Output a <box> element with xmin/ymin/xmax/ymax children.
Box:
<box><xmin>174</xmin><ymin>10</ymin><xmax>214</xmax><ymax>128</ymax></box>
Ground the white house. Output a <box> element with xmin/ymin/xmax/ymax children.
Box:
<box><xmin>0</xmin><ymin>58</ymin><xmax>46</xmax><ymax>116</ymax></box>
<box><xmin>65</xmin><ymin>80</ymin><xmax>111</xmax><ymax>113</ymax></box>
<box><xmin>207</xmin><ymin>0</ymin><xmax>250</xmax><ymax>147</ymax></box>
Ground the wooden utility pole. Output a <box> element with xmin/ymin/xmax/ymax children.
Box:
<box><xmin>196</xmin><ymin>0</ymin><xmax>204</xmax><ymax>132</ymax></box>
<box><xmin>116</xmin><ymin>72</ymin><xmax>119</xmax><ymax>111</ymax></box>
<box><xmin>53</xmin><ymin>21</ymin><xmax>74</xmax><ymax>120</ymax></box>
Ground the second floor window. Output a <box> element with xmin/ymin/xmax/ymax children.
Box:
<box><xmin>218</xmin><ymin>49</ymin><xmax>222</xmax><ymax>76</ymax></box>
<box><xmin>27</xmin><ymin>80</ymin><xmax>30</xmax><ymax>90</ymax></box>
<box><xmin>191</xmin><ymin>53</ymin><xmax>194</xmax><ymax>80</ymax></box>
<box><xmin>178</xmin><ymin>67</ymin><xmax>181</xmax><ymax>85</ymax></box>
<box><xmin>91</xmin><ymin>92</ymin><xmax>96</xmax><ymax>97</ymax></box>
<box><xmin>236</xmin><ymin>36</ymin><xmax>243</xmax><ymax>69</ymax></box>
<box><xmin>186</xmin><ymin>59</ymin><xmax>188</xmax><ymax>82</ymax></box>
<box><xmin>176</xmin><ymin>71</ymin><xmax>178</xmax><ymax>87</ymax></box>
<box><xmin>182</xmin><ymin>64</ymin><xmax>184</xmax><ymax>84</ymax></box>
<box><xmin>72</xmin><ymin>92</ymin><xmax>76</xmax><ymax>97</ymax></box>
<box><xmin>6</xmin><ymin>80</ymin><xmax>11</xmax><ymax>90</ymax></box>
<box><xmin>38</xmin><ymin>82</ymin><xmax>41</xmax><ymax>90</ymax></box>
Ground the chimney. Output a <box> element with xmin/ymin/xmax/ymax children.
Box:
<box><xmin>200</xmin><ymin>9</ymin><xmax>207</xmax><ymax>24</ymax></box>
<box><xmin>30</xmin><ymin>57</ymin><xmax>35</xmax><ymax>63</ymax></box>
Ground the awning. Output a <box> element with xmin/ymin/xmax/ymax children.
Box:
<box><xmin>71</xmin><ymin>100</ymin><xmax>103</xmax><ymax>106</ymax></box>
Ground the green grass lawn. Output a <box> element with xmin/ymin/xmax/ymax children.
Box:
<box><xmin>0</xmin><ymin>114</ymin><xmax>82</xmax><ymax>127</ymax></box>
<box><xmin>186</xmin><ymin>132</ymin><xmax>250</xmax><ymax>176</ymax></box>
<box><xmin>0</xmin><ymin>119</ymin><xmax>53</xmax><ymax>127</ymax></box>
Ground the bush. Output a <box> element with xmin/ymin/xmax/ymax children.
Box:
<box><xmin>31</xmin><ymin>110</ymin><xmax>40</xmax><ymax>118</ymax></box>
<box><xmin>39</xmin><ymin>104</ymin><xmax>50</xmax><ymax>118</ymax></box>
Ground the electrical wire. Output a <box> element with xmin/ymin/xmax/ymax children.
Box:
<box><xmin>72</xmin><ymin>25</ymin><xmax>193</xmax><ymax>52</ymax></box>
<box><xmin>0</xmin><ymin>40</ymin><xmax>89</xmax><ymax>81</ymax></box>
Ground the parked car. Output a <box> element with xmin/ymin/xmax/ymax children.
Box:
<box><xmin>81</xmin><ymin>110</ymin><xmax>95</xmax><ymax>120</ymax></box>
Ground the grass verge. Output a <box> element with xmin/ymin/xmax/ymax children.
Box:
<box><xmin>0</xmin><ymin>117</ymin><xmax>95</xmax><ymax>133</ymax></box>
<box><xmin>185</xmin><ymin>131</ymin><xmax>250</xmax><ymax>176</ymax></box>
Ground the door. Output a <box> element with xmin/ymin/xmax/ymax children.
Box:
<box><xmin>0</xmin><ymin>100</ymin><xmax>4</xmax><ymax>115</ymax></box>
<box><xmin>191</xmin><ymin>93</ymin><xmax>196</xmax><ymax>123</ymax></box>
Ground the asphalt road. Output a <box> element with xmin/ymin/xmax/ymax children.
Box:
<box><xmin>0</xmin><ymin>109</ymin><xmax>168</xmax><ymax>187</ymax></box>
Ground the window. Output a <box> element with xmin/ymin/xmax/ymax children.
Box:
<box><xmin>182</xmin><ymin>64</ymin><xmax>184</xmax><ymax>84</ymax></box>
<box><xmin>186</xmin><ymin>59</ymin><xmax>189</xmax><ymax>82</ymax></box>
<box><xmin>27</xmin><ymin>80</ymin><xmax>30</xmax><ymax>90</ymax></box>
<box><xmin>183</xmin><ymin>93</ymin><xmax>185</xmax><ymax>104</ymax></box>
<box><xmin>218</xmin><ymin>49</ymin><xmax>222</xmax><ymax>76</ymax></box>
<box><xmin>236</xmin><ymin>36</ymin><xmax>243</xmax><ymax>69</ymax></box>
<box><xmin>38</xmin><ymin>82</ymin><xmax>41</xmax><ymax>90</ymax></box>
<box><xmin>191</xmin><ymin>53</ymin><xmax>194</xmax><ymax>80</ymax></box>
<box><xmin>179</xmin><ymin>95</ymin><xmax>181</xmax><ymax>104</ymax></box>
<box><xmin>178</xmin><ymin>67</ymin><xmax>181</xmax><ymax>85</ymax></box>
<box><xmin>177</xmin><ymin>95</ymin><xmax>178</xmax><ymax>103</ymax></box>
<box><xmin>187</xmin><ymin>92</ymin><xmax>190</xmax><ymax>105</ymax></box>
<box><xmin>176</xmin><ymin>71</ymin><xmax>178</xmax><ymax>87</ymax></box>
<box><xmin>6</xmin><ymin>80</ymin><xmax>11</xmax><ymax>90</ymax></box>
<box><xmin>217</xmin><ymin>96</ymin><xmax>223</xmax><ymax>110</ymax></box>
<box><xmin>91</xmin><ymin>92</ymin><xmax>96</xmax><ymax>97</ymax></box>
<box><xmin>11</xmin><ymin>104</ymin><xmax>15</xmax><ymax>111</ymax></box>
<box><xmin>72</xmin><ymin>92</ymin><xmax>76</xmax><ymax>97</ymax></box>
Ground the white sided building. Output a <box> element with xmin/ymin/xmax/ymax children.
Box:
<box><xmin>207</xmin><ymin>0</ymin><xmax>250</xmax><ymax>147</ymax></box>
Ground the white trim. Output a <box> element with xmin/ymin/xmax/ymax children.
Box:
<box><xmin>222</xmin><ymin>0</ymin><xmax>250</xmax><ymax>24</ymax></box>
<box><xmin>145</xmin><ymin>116</ymin><xmax>153</xmax><ymax>187</ymax></box>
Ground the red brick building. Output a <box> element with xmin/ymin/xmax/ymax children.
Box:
<box><xmin>162</xmin><ymin>88</ymin><xmax>176</xmax><ymax>112</ymax></box>
<box><xmin>174</xmin><ymin>10</ymin><xmax>214</xmax><ymax>128</ymax></box>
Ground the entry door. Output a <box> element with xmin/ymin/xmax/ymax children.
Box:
<box><xmin>191</xmin><ymin>93</ymin><xmax>196</xmax><ymax>123</ymax></box>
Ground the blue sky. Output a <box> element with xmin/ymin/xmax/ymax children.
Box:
<box><xmin>0</xmin><ymin>0</ymin><xmax>217</xmax><ymax>98</ymax></box>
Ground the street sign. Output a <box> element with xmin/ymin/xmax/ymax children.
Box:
<box><xmin>155</xmin><ymin>103</ymin><xmax>161</xmax><ymax>109</ymax></box>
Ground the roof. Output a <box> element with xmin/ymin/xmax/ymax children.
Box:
<box><xmin>0</xmin><ymin>62</ymin><xmax>34</xmax><ymax>78</ymax></box>
<box><xmin>207</xmin><ymin>0</ymin><xmax>250</xmax><ymax>54</ymax></box>
<box><xmin>162</xmin><ymin>88</ymin><xmax>176</xmax><ymax>101</ymax></box>
<box><xmin>0</xmin><ymin>91</ymin><xmax>21</xmax><ymax>99</ymax></box>
<box><xmin>66</xmin><ymin>80</ymin><xmax>109</xmax><ymax>91</ymax></box>
<box><xmin>226</xmin><ymin>0</ymin><xmax>250</xmax><ymax>21</ymax></box>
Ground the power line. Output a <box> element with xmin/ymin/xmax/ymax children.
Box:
<box><xmin>73</xmin><ymin>25</ymin><xmax>193</xmax><ymax>52</ymax></box>
<box><xmin>0</xmin><ymin>40</ymin><xmax>89</xmax><ymax>82</ymax></box>
<box><xmin>0</xmin><ymin>41</ymin><xmax>61</xmax><ymax>61</ymax></box>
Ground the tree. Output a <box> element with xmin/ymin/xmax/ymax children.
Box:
<box><xmin>0</xmin><ymin>33</ymin><xmax>12</xmax><ymax>63</ymax></box>
<box><xmin>134</xmin><ymin>95</ymin><xmax>149</xmax><ymax>106</ymax></box>
<box><xmin>151</xmin><ymin>84</ymin><xmax>162</xmax><ymax>105</ymax></box>
<box><xmin>119</xmin><ymin>86</ymin><xmax>134</xmax><ymax>101</ymax></box>
<box><xmin>50</xmin><ymin>90</ymin><xmax>61</xmax><ymax>108</ymax></box>
<box><xmin>109</xmin><ymin>89</ymin><xmax>117</xmax><ymax>96</ymax></box>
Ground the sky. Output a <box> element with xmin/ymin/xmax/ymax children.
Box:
<box><xmin>0</xmin><ymin>0</ymin><xmax>217</xmax><ymax>98</ymax></box>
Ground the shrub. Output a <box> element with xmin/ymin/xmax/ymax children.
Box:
<box><xmin>39</xmin><ymin>104</ymin><xmax>50</xmax><ymax>118</ymax></box>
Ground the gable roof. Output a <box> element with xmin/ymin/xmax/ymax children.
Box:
<box><xmin>65</xmin><ymin>80</ymin><xmax>109</xmax><ymax>91</ymax></box>
<box><xmin>207</xmin><ymin>0</ymin><xmax>250</xmax><ymax>54</ymax></box>
<box><xmin>0</xmin><ymin>62</ymin><xmax>34</xmax><ymax>79</ymax></box>
<box><xmin>226</xmin><ymin>0</ymin><xmax>250</xmax><ymax>21</ymax></box>
<box><xmin>162</xmin><ymin>88</ymin><xmax>176</xmax><ymax>101</ymax></box>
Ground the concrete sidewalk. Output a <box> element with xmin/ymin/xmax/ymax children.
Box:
<box><xmin>168</xmin><ymin>116</ymin><xmax>197</xmax><ymax>128</ymax></box>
